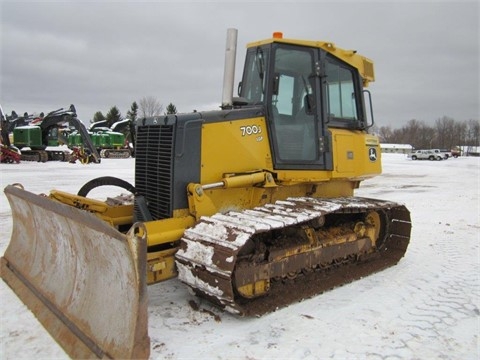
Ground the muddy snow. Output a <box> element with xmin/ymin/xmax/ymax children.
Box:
<box><xmin>1</xmin><ymin>153</ymin><xmax>479</xmax><ymax>359</ymax></box>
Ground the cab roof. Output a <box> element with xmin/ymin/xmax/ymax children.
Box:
<box><xmin>247</xmin><ymin>32</ymin><xmax>375</xmax><ymax>86</ymax></box>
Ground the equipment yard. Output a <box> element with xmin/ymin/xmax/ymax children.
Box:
<box><xmin>1</xmin><ymin>153</ymin><xmax>478</xmax><ymax>359</ymax></box>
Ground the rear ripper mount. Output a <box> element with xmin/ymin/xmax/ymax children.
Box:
<box><xmin>176</xmin><ymin>196</ymin><xmax>411</xmax><ymax>316</ymax></box>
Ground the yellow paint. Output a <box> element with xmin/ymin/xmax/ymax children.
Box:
<box><xmin>236</xmin><ymin>280</ymin><xmax>270</xmax><ymax>298</ymax></box>
<box><xmin>200</xmin><ymin>117</ymin><xmax>271</xmax><ymax>184</ymax></box>
<box><xmin>146</xmin><ymin>248</ymin><xmax>178</xmax><ymax>284</ymax></box>
<box><xmin>247</xmin><ymin>36</ymin><xmax>374</xmax><ymax>87</ymax></box>
<box><xmin>49</xmin><ymin>190</ymin><xmax>133</xmax><ymax>227</ymax></box>
<box><xmin>330</xmin><ymin>129</ymin><xmax>382</xmax><ymax>180</ymax></box>
<box><xmin>143</xmin><ymin>216</ymin><xmax>195</xmax><ymax>247</ymax></box>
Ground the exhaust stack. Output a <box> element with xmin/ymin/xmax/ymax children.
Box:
<box><xmin>221</xmin><ymin>28</ymin><xmax>238</xmax><ymax>109</ymax></box>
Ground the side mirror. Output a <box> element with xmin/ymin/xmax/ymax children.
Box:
<box><xmin>363</xmin><ymin>89</ymin><xmax>375</xmax><ymax>128</ymax></box>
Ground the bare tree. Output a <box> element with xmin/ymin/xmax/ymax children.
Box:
<box><xmin>435</xmin><ymin>116</ymin><xmax>455</xmax><ymax>149</ymax></box>
<box><xmin>418</xmin><ymin>122</ymin><xmax>435</xmax><ymax>149</ymax></box>
<box><xmin>404</xmin><ymin>119</ymin><xmax>424</xmax><ymax>148</ymax></box>
<box><xmin>379</xmin><ymin>117</ymin><xmax>479</xmax><ymax>150</ymax></box>
<box><xmin>138</xmin><ymin>96</ymin><xmax>163</xmax><ymax>118</ymax></box>
<box><xmin>452</xmin><ymin>121</ymin><xmax>467</xmax><ymax>147</ymax></box>
<box><xmin>377</xmin><ymin>125</ymin><xmax>393</xmax><ymax>143</ymax></box>
<box><xmin>466</xmin><ymin>119</ymin><xmax>480</xmax><ymax>146</ymax></box>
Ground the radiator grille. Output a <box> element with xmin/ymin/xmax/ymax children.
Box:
<box><xmin>135</xmin><ymin>124</ymin><xmax>174</xmax><ymax>220</ymax></box>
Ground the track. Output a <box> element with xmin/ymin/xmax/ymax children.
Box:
<box><xmin>175</xmin><ymin>196</ymin><xmax>411</xmax><ymax>316</ymax></box>
<box><xmin>19</xmin><ymin>150</ymin><xmax>70</xmax><ymax>162</ymax></box>
<box><xmin>100</xmin><ymin>149</ymin><xmax>131</xmax><ymax>158</ymax></box>
<box><xmin>20</xmin><ymin>150</ymin><xmax>49</xmax><ymax>162</ymax></box>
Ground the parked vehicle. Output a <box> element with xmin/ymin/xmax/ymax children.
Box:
<box><xmin>408</xmin><ymin>150</ymin><xmax>444</xmax><ymax>161</ymax></box>
<box><xmin>451</xmin><ymin>148</ymin><xmax>461</xmax><ymax>158</ymax></box>
<box><xmin>432</xmin><ymin>149</ymin><xmax>451</xmax><ymax>159</ymax></box>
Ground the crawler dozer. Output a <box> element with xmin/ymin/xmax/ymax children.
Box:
<box><xmin>0</xmin><ymin>29</ymin><xmax>411</xmax><ymax>359</ymax></box>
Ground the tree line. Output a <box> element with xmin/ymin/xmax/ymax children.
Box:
<box><xmin>374</xmin><ymin>116</ymin><xmax>480</xmax><ymax>150</ymax></box>
<box><xmin>93</xmin><ymin>101</ymin><xmax>479</xmax><ymax>152</ymax></box>
<box><xmin>91</xmin><ymin>96</ymin><xmax>177</xmax><ymax>128</ymax></box>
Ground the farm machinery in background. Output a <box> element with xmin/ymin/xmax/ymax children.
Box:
<box><xmin>1</xmin><ymin>30</ymin><xmax>411</xmax><ymax>359</ymax></box>
<box><xmin>0</xmin><ymin>105</ymin><xmax>21</xmax><ymax>163</ymax></box>
<box><xmin>70</xmin><ymin>118</ymin><xmax>135</xmax><ymax>158</ymax></box>
<box><xmin>1</xmin><ymin>105</ymin><xmax>101</xmax><ymax>163</ymax></box>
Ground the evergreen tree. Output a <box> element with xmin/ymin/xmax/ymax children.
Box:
<box><xmin>127</xmin><ymin>101</ymin><xmax>138</xmax><ymax>121</ymax></box>
<box><xmin>92</xmin><ymin>111</ymin><xmax>106</xmax><ymax>123</ymax></box>
<box><xmin>105</xmin><ymin>106</ymin><xmax>122</xmax><ymax>128</ymax></box>
<box><xmin>125</xmin><ymin>101</ymin><xmax>139</xmax><ymax>146</ymax></box>
<box><xmin>166</xmin><ymin>103</ymin><xmax>177</xmax><ymax>114</ymax></box>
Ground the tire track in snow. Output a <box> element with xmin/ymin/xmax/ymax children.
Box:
<box><xmin>397</xmin><ymin>226</ymin><xmax>479</xmax><ymax>358</ymax></box>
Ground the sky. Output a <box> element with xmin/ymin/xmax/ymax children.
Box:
<box><xmin>0</xmin><ymin>0</ymin><xmax>479</xmax><ymax>128</ymax></box>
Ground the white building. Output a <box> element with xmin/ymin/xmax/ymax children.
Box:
<box><xmin>459</xmin><ymin>146</ymin><xmax>480</xmax><ymax>156</ymax></box>
<box><xmin>380</xmin><ymin>143</ymin><xmax>413</xmax><ymax>154</ymax></box>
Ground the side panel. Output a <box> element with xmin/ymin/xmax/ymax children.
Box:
<box><xmin>331</xmin><ymin>128</ymin><xmax>381</xmax><ymax>179</ymax></box>
<box><xmin>200</xmin><ymin>116</ymin><xmax>273</xmax><ymax>183</ymax></box>
<box><xmin>274</xmin><ymin>129</ymin><xmax>381</xmax><ymax>182</ymax></box>
<box><xmin>134</xmin><ymin>109</ymin><xmax>265</xmax><ymax>221</ymax></box>
<box><xmin>13</xmin><ymin>126</ymin><xmax>42</xmax><ymax>148</ymax></box>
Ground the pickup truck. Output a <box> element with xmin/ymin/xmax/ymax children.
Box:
<box><xmin>451</xmin><ymin>148</ymin><xmax>461</xmax><ymax>158</ymax></box>
<box><xmin>432</xmin><ymin>149</ymin><xmax>452</xmax><ymax>159</ymax></box>
<box><xmin>408</xmin><ymin>150</ymin><xmax>444</xmax><ymax>161</ymax></box>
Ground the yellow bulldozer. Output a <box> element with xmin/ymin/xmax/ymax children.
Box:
<box><xmin>1</xmin><ymin>29</ymin><xmax>411</xmax><ymax>359</ymax></box>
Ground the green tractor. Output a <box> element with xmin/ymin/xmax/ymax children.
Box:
<box><xmin>12</xmin><ymin>105</ymin><xmax>100</xmax><ymax>163</ymax></box>
<box><xmin>92</xmin><ymin>127</ymin><xmax>130</xmax><ymax>158</ymax></box>
<box><xmin>85</xmin><ymin>119</ymin><xmax>133</xmax><ymax>158</ymax></box>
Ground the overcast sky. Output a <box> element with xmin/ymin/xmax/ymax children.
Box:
<box><xmin>1</xmin><ymin>1</ymin><xmax>478</xmax><ymax>128</ymax></box>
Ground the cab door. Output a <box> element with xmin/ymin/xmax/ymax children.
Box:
<box><xmin>267</xmin><ymin>44</ymin><xmax>331</xmax><ymax>170</ymax></box>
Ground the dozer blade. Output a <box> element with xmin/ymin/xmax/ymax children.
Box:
<box><xmin>0</xmin><ymin>185</ymin><xmax>150</xmax><ymax>359</ymax></box>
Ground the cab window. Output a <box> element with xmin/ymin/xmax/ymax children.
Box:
<box><xmin>240</xmin><ymin>48</ymin><xmax>268</xmax><ymax>104</ymax></box>
<box><xmin>325</xmin><ymin>59</ymin><xmax>358</xmax><ymax>121</ymax></box>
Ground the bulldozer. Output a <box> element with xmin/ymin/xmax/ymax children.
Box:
<box><xmin>0</xmin><ymin>29</ymin><xmax>411</xmax><ymax>359</ymax></box>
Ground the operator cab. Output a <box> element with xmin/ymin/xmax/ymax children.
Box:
<box><xmin>237</xmin><ymin>32</ymin><xmax>372</xmax><ymax>170</ymax></box>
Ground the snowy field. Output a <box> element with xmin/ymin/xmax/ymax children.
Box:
<box><xmin>1</xmin><ymin>153</ymin><xmax>479</xmax><ymax>359</ymax></box>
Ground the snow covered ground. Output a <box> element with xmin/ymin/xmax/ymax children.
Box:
<box><xmin>1</xmin><ymin>153</ymin><xmax>479</xmax><ymax>359</ymax></box>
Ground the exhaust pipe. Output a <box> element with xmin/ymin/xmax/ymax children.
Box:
<box><xmin>221</xmin><ymin>28</ymin><xmax>238</xmax><ymax>109</ymax></box>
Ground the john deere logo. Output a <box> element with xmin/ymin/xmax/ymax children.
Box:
<box><xmin>368</xmin><ymin>147</ymin><xmax>377</xmax><ymax>162</ymax></box>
